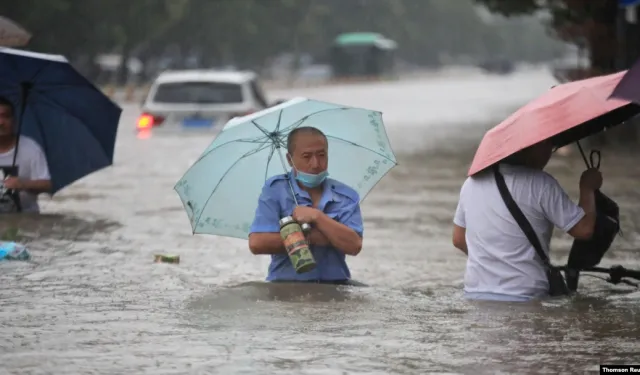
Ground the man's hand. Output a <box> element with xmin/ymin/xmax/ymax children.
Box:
<box><xmin>3</xmin><ymin>176</ymin><xmax>22</xmax><ymax>190</ymax></box>
<box><xmin>580</xmin><ymin>168</ymin><xmax>603</xmax><ymax>191</ymax></box>
<box><xmin>292</xmin><ymin>206</ymin><xmax>321</xmax><ymax>224</ymax></box>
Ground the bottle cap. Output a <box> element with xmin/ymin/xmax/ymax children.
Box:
<box><xmin>279</xmin><ymin>216</ymin><xmax>295</xmax><ymax>227</ymax></box>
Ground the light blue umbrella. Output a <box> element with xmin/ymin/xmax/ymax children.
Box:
<box><xmin>174</xmin><ymin>97</ymin><xmax>397</xmax><ymax>239</ymax></box>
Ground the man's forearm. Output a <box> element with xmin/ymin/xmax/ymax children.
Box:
<box><xmin>578</xmin><ymin>188</ymin><xmax>596</xmax><ymax>229</ymax></box>
<box><xmin>248</xmin><ymin>233</ymin><xmax>287</xmax><ymax>255</ymax></box>
<box><xmin>21</xmin><ymin>180</ymin><xmax>51</xmax><ymax>195</ymax></box>
<box><xmin>314</xmin><ymin>213</ymin><xmax>362</xmax><ymax>255</ymax></box>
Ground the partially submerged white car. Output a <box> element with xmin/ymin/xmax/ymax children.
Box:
<box><xmin>137</xmin><ymin>70</ymin><xmax>272</xmax><ymax>132</ymax></box>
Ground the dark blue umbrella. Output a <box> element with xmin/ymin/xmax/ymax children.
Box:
<box><xmin>0</xmin><ymin>47</ymin><xmax>121</xmax><ymax>194</ymax></box>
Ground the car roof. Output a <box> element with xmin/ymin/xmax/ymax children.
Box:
<box><xmin>153</xmin><ymin>70</ymin><xmax>258</xmax><ymax>85</ymax></box>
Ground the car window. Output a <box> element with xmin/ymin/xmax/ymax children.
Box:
<box><xmin>250</xmin><ymin>79</ymin><xmax>268</xmax><ymax>108</ymax></box>
<box><xmin>152</xmin><ymin>81</ymin><xmax>244</xmax><ymax>104</ymax></box>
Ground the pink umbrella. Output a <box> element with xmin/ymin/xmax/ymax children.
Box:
<box><xmin>0</xmin><ymin>16</ymin><xmax>31</xmax><ymax>48</ymax></box>
<box><xmin>610</xmin><ymin>57</ymin><xmax>640</xmax><ymax>105</ymax></box>
<box><xmin>468</xmin><ymin>70</ymin><xmax>640</xmax><ymax>176</ymax></box>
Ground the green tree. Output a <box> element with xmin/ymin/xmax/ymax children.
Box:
<box><xmin>3</xmin><ymin>0</ymin><xmax>570</xmax><ymax>79</ymax></box>
<box><xmin>474</xmin><ymin>0</ymin><xmax>619</xmax><ymax>77</ymax></box>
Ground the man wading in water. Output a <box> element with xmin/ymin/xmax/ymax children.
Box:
<box><xmin>248</xmin><ymin>126</ymin><xmax>364</xmax><ymax>284</ymax></box>
<box><xmin>0</xmin><ymin>96</ymin><xmax>51</xmax><ymax>213</ymax></box>
<box><xmin>452</xmin><ymin>140</ymin><xmax>602</xmax><ymax>301</ymax></box>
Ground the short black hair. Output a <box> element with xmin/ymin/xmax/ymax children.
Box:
<box><xmin>286</xmin><ymin>126</ymin><xmax>327</xmax><ymax>154</ymax></box>
<box><xmin>0</xmin><ymin>96</ymin><xmax>14</xmax><ymax>117</ymax></box>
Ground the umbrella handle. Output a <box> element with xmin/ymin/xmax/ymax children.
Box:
<box><xmin>575</xmin><ymin>141</ymin><xmax>601</xmax><ymax>169</ymax></box>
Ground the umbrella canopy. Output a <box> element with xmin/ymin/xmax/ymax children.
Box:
<box><xmin>175</xmin><ymin>97</ymin><xmax>397</xmax><ymax>239</ymax></box>
<box><xmin>0</xmin><ymin>16</ymin><xmax>31</xmax><ymax>47</ymax></box>
<box><xmin>0</xmin><ymin>47</ymin><xmax>122</xmax><ymax>193</ymax></box>
<box><xmin>610</xmin><ymin>57</ymin><xmax>640</xmax><ymax>105</ymax></box>
<box><xmin>468</xmin><ymin>70</ymin><xmax>640</xmax><ymax>176</ymax></box>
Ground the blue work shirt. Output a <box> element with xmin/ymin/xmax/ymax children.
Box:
<box><xmin>249</xmin><ymin>171</ymin><xmax>364</xmax><ymax>282</ymax></box>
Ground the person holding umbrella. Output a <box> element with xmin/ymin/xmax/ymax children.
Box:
<box><xmin>0</xmin><ymin>48</ymin><xmax>122</xmax><ymax>214</ymax></box>
<box><xmin>452</xmin><ymin>69</ymin><xmax>640</xmax><ymax>302</ymax></box>
<box><xmin>0</xmin><ymin>96</ymin><xmax>51</xmax><ymax>213</ymax></box>
<box><xmin>452</xmin><ymin>140</ymin><xmax>602</xmax><ymax>301</ymax></box>
<box><xmin>174</xmin><ymin>97</ymin><xmax>397</xmax><ymax>285</ymax></box>
<box><xmin>248</xmin><ymin>126</ymin><xmax>364</xmax><ymax>284</ymax></box>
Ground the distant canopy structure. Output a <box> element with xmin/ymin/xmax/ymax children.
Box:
<box><xmin>0</xmin><ymin>16</ymin><xmax>31</xmax><ymax>47</ymax></box>
<box><xmin>329</xmin><ymin>32</ymin><xmax>397</xmax><ymax>79</ymax></box>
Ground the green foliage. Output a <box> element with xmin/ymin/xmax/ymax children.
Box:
<box><xmin>475</xmin><ymin>0</ymin><xmax>621</xmax><ymax>74</ymax></box>
<box><xmin>2</xmin><ymin>0</ymin><xmax>567</xmax><ymax>69</ymax></box>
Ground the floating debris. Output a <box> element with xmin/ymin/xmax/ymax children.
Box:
<box><xmin>0</xmin><ymin>241</ymin><xmax>31</xmax><ymax>261</ymax></box>
<box><xmin>154</xmin><ymin>254</ymin><xmax>180</xmax><ymax>264</ymax></box>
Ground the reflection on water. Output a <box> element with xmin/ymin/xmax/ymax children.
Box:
<box><xmin>1</xmin><ymin>68</ymin><xmax>640</xmax><ymax>374</ymax></box>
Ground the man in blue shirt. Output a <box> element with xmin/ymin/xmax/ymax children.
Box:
<box><xmin>248</xmin><ymin>126</ymin><xmax>364</xmax><ymax>284</ymax></box>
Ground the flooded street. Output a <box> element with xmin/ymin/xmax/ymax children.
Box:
<box><xmin>2</xmin><ymin>67</ymin><xmax>640</xmax><ymax>374</ymax></box>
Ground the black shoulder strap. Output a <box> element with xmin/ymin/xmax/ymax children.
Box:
<box><xmin>492</xmin><ymin>165</ymin><xmax>551</xmax><ymax>268</ymax></box>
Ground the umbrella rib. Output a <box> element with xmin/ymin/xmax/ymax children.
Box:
<box><xmin>251</xmin><ymin>120</ymin><xmax>272</xmax><ymax>137</ymax></box>
<box><xmin>275</xmin><ymin>109</ymin><xmax>284</xmax><ymax>132</ymax></box>
<box><xmin>250</xmin><ymin>120</ymin><xmax>286</xmax><ymax>148</ymax></box>
<box><xmin>264</xmin><ymin>143</ymin><xmax>277</xmax><ymax>183</ymax></box>
<box><xmin>325</xmin><ymin>135</ymin><xmax>397</xmax><ymax>164</ymax></box>
<box><xmin>194</xmin><ymin>140</ymin><xmax>272</xmax><ymax>226</ymax></box>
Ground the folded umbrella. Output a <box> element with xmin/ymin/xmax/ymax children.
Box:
<box><xmin>0</xmin><ymin>48</ymin><xmax>122</xmax><ymax>194</ymax></box>
<box><xmin>0</xmin><ymin>16</ymin><xmax>31</xmax><ymax>48</ymax></box>
<box><xmin>468</xmin><ymin>70</ymin><xmax>640</xmax><ymax>176</ymax></box>
<box><xmin>175</xmin><ymin>97</ymin><xmax>398</xmax><ymax>239</ymax></box>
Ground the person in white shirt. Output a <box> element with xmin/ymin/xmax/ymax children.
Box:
<box><xmin>0</xmin><ymin>96</ymin><xmax>52</xmax><ymax>213</ymax></box>
<box><xmin>452</xmin><ymin>140</ymin><xmax>603</xmax><ymax>301</ymax></box>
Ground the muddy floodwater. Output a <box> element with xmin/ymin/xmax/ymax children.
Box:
<box><xmin>2</xmin><ymin>67</ymin><xmax>640</xmax><ymax>374</ymax></box>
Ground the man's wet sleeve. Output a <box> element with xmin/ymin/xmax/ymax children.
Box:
<box><xmin>30</xmin><ymin>142</ymin><xmax>51</xmax><ymax>180</ymax></box>
<box><xmin>249</xmin><ymin>185</ymin><xmax>281</xmax><ymax>234</ymax></box>
<box><xmin>453</xmin><ymin>200</ymin><xmax>466</xmax><ymax>228</ymax></box>
<box><xmin>539</xmin><ymin>176</ymin><xmax>585</xmax><ymax>233</ymax></box>
<box><xmin>453</xmin><ymin>178</ymin><xmax>468</xmax><ymax>228</ymax></box>
<box><xmin>338</xmin><ymin>199</ymin><xmax>364</xmax><ymax>237</ymax></box>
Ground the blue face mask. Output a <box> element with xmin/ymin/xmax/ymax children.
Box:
<box><xmin>295</xmin><ymin>169</ymin><xmax>328</xmax><ymax>188</ymax></box>
<box><xmin>288</xmin><ymin>154</ymin><xmax>329</xmax><ymax>188</ymax></box>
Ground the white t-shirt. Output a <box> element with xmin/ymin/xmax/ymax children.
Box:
<box><xmin>454</xmin><ymin>164</ymin><xmax>585</xmax><ymax>298</ymax></box>
<box><xmin>0</xmin><ymin>136</ymin><xmax>51</xmax><ymax>213</ymax></box>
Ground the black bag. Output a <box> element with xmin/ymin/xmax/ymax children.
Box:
<box><xmin>493</xmin><ymin>166</ymin><xmax>570</xmax><ymax>297</ymax></box>
<box><xmin>567</xmin><ymin>151</ymin><xmax>620</xmax><ymax>270</ymax></box>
